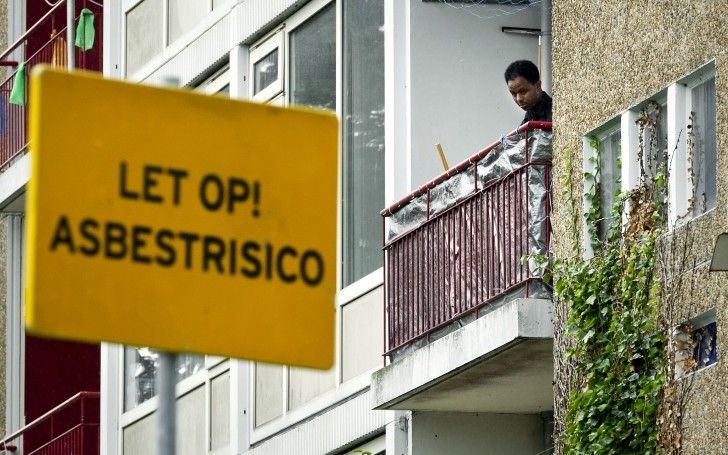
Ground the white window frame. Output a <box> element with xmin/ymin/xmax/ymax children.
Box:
<box><xmin>121</xmin><ymin>0</ymin><xmax>229</xmax><ymax>80</ymax></box>
<box><xmin>200</xmin><ymin>66</ymin><xmax>231</xmax><ymax>96</ymax></box>
<box><xmin>245</xmin><ymin>0</ymin><xmax>387</xmax><ymax>444</ymax></box>
<box><xmin>249</xmin><ymin>30</ymin><xmax>285</xmax><ymax>102</ymax></box>
<box><xmin>684</xmin><ymin>68</ymin><xmax>716</xmax><ymax>218</ymax></box>
<box><xmin>583</xmin><ymin>61</ymin><xmax>717</xmax><ymax>241</ymax></box>
<box><xmin>668</xmin><ymin>61</ymin><xmax>716</xmax><ymax>226</ymax></box>
<box><xmin>582</xmin><ymin>120</ymin><xmax>620</xmax><ymax>257</ymax></box>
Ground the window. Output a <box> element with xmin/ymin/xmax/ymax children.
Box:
<box><xmin>687</xmin><ymin>74</ymin><xmax>716</xmax><ymax>216</ymax></box>
<box><xmin>583</xmin><ymin>122</ymin><xmax>620</xmax><ymax>244</ymax></box>
<box><xmin>667</xmin><ymin>63</ymin><xmax>716</xmax><ymax>224</ymax></box>
<box><xmin>290</xmin><ymin>4</ymin><xmax>336</xmax><ymax>110</ymax></box>
<box><xmin>693</xmin><ymin>321</ymin><xmax>718</xmax><ymax>369</ymax></box>
<box><xmin>168</xmin><ymin>0</ymin><xmax>209</xmax><ymax>44</ymax></box>
<box><xmin>125</xmin><ymin>0</ymin><xmax>164</xmax><ymax>76</ymax></box>
<box><xmin>675</xmin><ymin>309</ymin><xmax>717</xmax><ymax>377</ymax></box>
<box><xmin>637</xmin><ymin>100</ymin><xmax>668</xmax><ymax>182</ymax></box>
<box><xmin>250</xmin><ymin>32</ymin><xmax>284</xmax><ymax>102</ymax></box>
<box><xmin>248</xmin><ymin>0</ymin><xmax>384</xmax><ymax>289</ymax></box>
<box><xmin>247</xmin><ymin>0</ymin><xmax>385</xmax><ymax>433</ymax></box>
<box><xmin>599</xmin><ymin>128</ymin><xmax>621</xmax><ymax>236</ymax></box>
<box><xmin>123</xmin><ymin>68</ymin><xmax>231</xmax><ymax>412</ymax></box>
<box><xmin>586</xmin><ymin>62</ymin><xmax>716</xmax><ymax>235</ymax></box>
<box><xmin>124</xmin><ymin>0</ymin><xmax>220</xmax><ymax>76</ymax></box>
<box><xmin>123</xmin><ymin>347</ymin><xmax>204</xmax><ymax>411</ymax></box>
<box><xmin>342</xmin><ymin>0</ymin><xmax>385</xmax><ymax>286</ymax></box>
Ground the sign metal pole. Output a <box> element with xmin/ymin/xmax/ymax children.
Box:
<box><xmin>157</xmin><ymin>351</ymin><xmax>177</xmax><ymax>455</ymax></box>
<box><xmin>157</xmin><ymin>75</ymin><xmax>180</xmax><ymax>455</ymax></box>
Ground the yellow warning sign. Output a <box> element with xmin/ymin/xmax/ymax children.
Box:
<box><xmin>26</xmin><ymin>67</ymin><xmax>337</xmax><ymax>369</ymax></box>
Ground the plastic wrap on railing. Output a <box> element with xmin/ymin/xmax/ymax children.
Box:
<box><xmin>428</xmin><ymin>166</ymin><xmax>476</xmax><ymax>217</ymax></box>
<box><xmin>529</xmin><ymin>128</ymin><xmax>553</xmax><ymax>162</ymax></box>
<box><xmin>388</xmin><ymin>193</ymin><xmax>428</xmax><ymax>239</ymax></box>
<box><xmin>386</xmin><ymin>130</ymin><xmax>552</xmax><ymax>242</ymax></box>
<box><xmin>476</xmin><ymin>130</ymin><xmax>552</xmax><ymax>189</ymax></box>
<box><xmin>527</xmin><ymin>164</ymin><xmax>550</xmax><ymax>278</ymax></box>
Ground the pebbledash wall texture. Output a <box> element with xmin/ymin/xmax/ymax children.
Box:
<box><xmin>552</xmin><ymin>1</ymin><xmax>728</xmax><ymax>453</ymax></box>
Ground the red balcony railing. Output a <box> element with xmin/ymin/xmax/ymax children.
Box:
<box><xmin>0</xmin><ymin>0</ymin><xmax>103</xmax><ymax>170</ymax></box>
<box><xmin>381</xmin><ymin>122</ymin><xmax>552</xmax><ymax>356</ymax></box>
<box><xmin>0</xmin><ymin>391</ymin><xmax>100</xmax><ymax>454</ymax></box>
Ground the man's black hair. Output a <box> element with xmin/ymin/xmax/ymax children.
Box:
<box><xmin>504</xmin><ymin>60</ymin><xmax>540</xmax><ymax>84</ymax></box>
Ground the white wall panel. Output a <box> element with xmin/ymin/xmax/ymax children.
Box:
<box><xmin>248</xmin><ymin>389</ymin><xmax>385</xmax><ymax>455</ymax></box>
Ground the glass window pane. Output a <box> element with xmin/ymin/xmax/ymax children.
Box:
<box><xmin>168</xmin><ymin>0</ymin><xmax>210</xmax><ymax>44</ymax></box>
<box><xmin>290</xmin><ymin>4</ymin><xmax>336</xmax><ymax>110</ymax></box>
<box><xmin>123</xmin><ymin>347</ymin><xmax>204</xmax><ymax>411</ymax></box>
<box><xmin>691</xmin><ymin>76</ymin><xmax>717</xmax><ymax>216</ymax></box>
<box><xmin>598</xmin><ymin>129</ymin><xmax>620</xmax><ymax>239</ymax></box>
<box><xmin>343</xmin><ymin>0</ymin><xmax>385</xmax><ymax>285</ymax></box>
<box><xmin>287</xmin><ymin>366</ymin><xmax>335</xmax><ymax>411</ymax></box>
<box><xmin>253</xmin><ymin>49</ymin><xmax>279</xmax><ymax>95</ymax></box>
<box><xmin>126</xmin><ymin>0</ymin><xmax>164</xmax><ymax>76</ymax></box>
<box><xmin>641</xmin><ymin>102</ymin><xmax>668</xmax><ymax>180</ymax></box>
<box><xmin>254</xmin><ymin>363</ymin><xmax>284</xmax><ymax>426</ymax></box>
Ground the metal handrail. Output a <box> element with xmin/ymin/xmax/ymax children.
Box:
<box><xmin>0</xmin><ymin>391</ymin><xmax>100</xmax><ymax>452</ymax></box>
<box><xmin>0</xmin><ymin>0</ymin><xmax>68</xmax><ymax>63</ymax></box>
<box><xmin>381</xmin><ymin>121</ymin><xmax>552</xmax><ymax>217</ymax></box>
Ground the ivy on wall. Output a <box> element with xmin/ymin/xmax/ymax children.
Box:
<box><xmin>555</xmin><ymin>111</ymin><xmax>671</xmax><ymax>454</ymax></box>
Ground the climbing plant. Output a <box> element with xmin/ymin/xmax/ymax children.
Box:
<box><xmin>555</xmin><ymin>106</ymin><xmax>676</xmax><ymax>454</ymax></box>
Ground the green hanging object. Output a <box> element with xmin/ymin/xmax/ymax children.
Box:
<box><xmin>9</xmin><ymin>63</ymin><xmax>25</xmax><ymax>106</ymax></box>
<box><xmin>75</xmin><ymin>8</ymin><xmax>95</xmax><ymax>51</ymax></box>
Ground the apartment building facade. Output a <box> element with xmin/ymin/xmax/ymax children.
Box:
<box><xmin>99</xmin><ymin>1</ymin><xmax>553</xmax><ymax>454</ymax></box>
<box><xmin>0</xmin><ymin>0</ymin><xmax>557</xmax><ymax>453</ymax></box>
<box><xmin>0</xmin><ymin>0</ymin><xmax>103</xmax><ymax>452</ymax></box>
<box><xmin>551</xmin><ymin>1</ymin><xmax>727</xmax><ymax>453</ymax></box>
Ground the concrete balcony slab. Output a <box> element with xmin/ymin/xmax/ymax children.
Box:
<box><xmin>371</xmin><ymin>298</ymin><xmax>553</xmax><ymax>413</ymax></box>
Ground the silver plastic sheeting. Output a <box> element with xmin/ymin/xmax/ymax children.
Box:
<box><xmin>386</xmin><ymin>129</ymin><xmax>552</xmax><ymax>241</ymax></box>
<box><xmin>428</xmin><ymin>167</ymin><xmax>476</xmax><ymax>217</ymax></box>
<box><xmin>388</xmin><ymin>193</ymin><xmax>428</xmax><ymax>239</ymax></box>
<box><xmin>385</xmin><ymin>129</ymin><xmax>552</xmax><ymax>357</ymax></box>
<box><xmin>527</xmin><ymin>164</ymin><xmax>550</xmax><ymax>278</ymax></box>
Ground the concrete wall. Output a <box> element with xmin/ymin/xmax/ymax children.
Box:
<box><xmin>410</xmin><ymin>411</ymin><xmax>547</xmax><ymax>455</ymax></box>
<box><xmin>408</xmin><ymin>2</ymin><xmax>540</xmax><ymax>188</ymax></box>
<box><xmin>552</xmin><ymin>1</ymin><xmax>728</xmax><ymax>453</ymax></box>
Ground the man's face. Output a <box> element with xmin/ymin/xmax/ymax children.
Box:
<box><xmin>507</xmin><ymin>76</ymin><xmax>542</xmax><ymax>111</ymax></box>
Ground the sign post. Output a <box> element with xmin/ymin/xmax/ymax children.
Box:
<box><xmin>155</xmin><ymin>76</ymin><xmax>180</xmax><ymax>455</ymax></box>
<box><xmin>158</xmin><ymin>351</ymin><xmax>176</xmax><ymax>455</ymax></box>
<box><xmin>26</xmin><ymin>67</ymin><xmax>339</xmax><ymax>454</ymax></box>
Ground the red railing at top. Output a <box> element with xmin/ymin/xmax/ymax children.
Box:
<box><xmin>0</xmin><ymin>0</ymin><xmax>103</xmax><ymax>171</ymax></box>
<box><xmin>382</xmin><ymin>122</ymin><xmax>552</xmax><ymax>356</ymax></box>
<box><xmin>0</xmin><ymin>391</ymin><xmax>100</xmax><ymax>455</ymax></box>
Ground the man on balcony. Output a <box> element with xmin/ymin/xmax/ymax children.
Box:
<box><xmin>505</xmin><ymin>60</ymin><xmax>552</xmax><ymax>124</ymax></box>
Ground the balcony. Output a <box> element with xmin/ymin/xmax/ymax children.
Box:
<box><xmin>0</xmin><ymin>0</ymin><xmax>103</xmax><ymax>171</ymax></box>
<box><xmin>0</xmin><ymin>392</ymin><xmax>100</xmax><ymax>454</ymax></box>
<box><xmin>372</xmin><ymin>122</ymin><xmax>554</xmax><ymax>413</ymax></box>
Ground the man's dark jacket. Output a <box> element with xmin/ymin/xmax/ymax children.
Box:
<box><xmin>522</xmin><ymin>92</ymin><xmax>552</xmax><ymax>124</ymax></box>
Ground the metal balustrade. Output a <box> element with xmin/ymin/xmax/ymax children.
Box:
<box><xmin>0</xmin><ymin>391</ymin><xmax>100</xmax><ymax>454</ymax></box>
<box><xmin>381</xmin><ymin>122</ymin><xmax>553</xmax><ymax>356</ymax></box>
<box><xmin>0</xmin><ymin>0</ymin><xmax>103</xmax><ymax>170</ymax></box>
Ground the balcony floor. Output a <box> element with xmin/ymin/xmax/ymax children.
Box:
<box><xmin>371</xmin><ymin>298</ymin><xmax>553</xmax><ymax>413</ymax></box>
